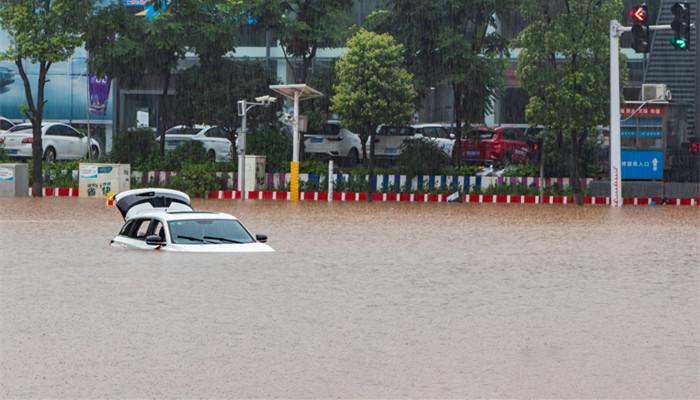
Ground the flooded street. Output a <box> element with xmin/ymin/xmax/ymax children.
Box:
<box><xmin>1</xmin><ymin>198</ymin><xmax>698</xmax><ymax>398</ymax></box>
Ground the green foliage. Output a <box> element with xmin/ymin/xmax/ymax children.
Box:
<box><xmin>380</xmin><ymin>0</ymin><xmax>515</xmax><ymax>127</ymax></box>
<box><xmin>0</xmin><ymin>0</ymin><xmax>95</xmax><ymax>194</ymax></box>
<box><xmin>149</xmin><ymin>141</ymin><xmax>210</xmax><ymax>171</ymax></box>
<box><xmin>0</xmin><ymin>146</ymin><xmax>9</xmax><ymax>162</ymax></box>
<box><xmin>516</xmin><ymin>0</ymin><xmax>624</xmax><ymax>199</ymax></box>
<box><xmin>502</xmin><ymin>163</ymin><xmax>538</xmax><ymax>177</ymax></box>
<box><xmin>246</xmin><ymin>126</ymin><xmax>292</xmax><ymax>172</ymax></box>
<box><xmin>442</xmin><ymin>164</ymin><xmax>484</xmax><ymax>176</ymax></box>
<box><xmin>175</xmin><ymin>59</ymin><xmax>278</xmax><ymax>134</ymax></box>
<box><xmin>170</xmin><ymin>163</ymin><xmax>219</xmax><ymax>198</ymax></box>
<box><xmin>299</xmin><ymin>159</ymin><xmax>327</xmax><ymax>176</ymax></box>
<box><xmin>111</xmin><ymin>129</ymin><xmax>158</xmax><ymax>166</ymax></box>
<box><xmin>227</xmin><ymin>0</ymin><xmax>354</xmax><ymax>83</ymax></box>
<box><xmin>0</xmin><ymin>0</ymin><xmax>94</xmax><ymax>64</ymax></box>
<box><xmin>397</xmin><ymin>139</ymin><xmax>450</xmax><ymax>177</ymax></box>
<box><xmin>332</xmin><ymin>28</ymin><xmax>416</xmax><ymax>145</ymax></box>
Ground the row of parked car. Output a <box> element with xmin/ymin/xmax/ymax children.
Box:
<box><xmin>0</xmin><ymin>115</ymin><xmax>540</xmax><ymax>166</ymax></box>
<box><xmin>305</xmin><ymin>121</ymin><xmax>541</xmax><ymax>166</ymax></box>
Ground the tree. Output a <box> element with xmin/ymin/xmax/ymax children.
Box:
<box><xmin>86</xmin><ymin>0</ymin><xmax>238</xmax><ymax>157</ymax></box>
<box><xmin>332</xmin><ymin>29</ymin><xmax>416</xmax><ymax>200</ymax></box>
<box><xmin>174</xmin><ymin>59</ymin><xmax>278</xmax><ymax>137</ymax></box>
<box><xmin>517</xmin><ymin>0</ymin><xmax>624</xmax><ymax>204</ymax></box>
<box><xmin>227</xmin><ymin>0</ymin><xmax>353</xmax><ymax>83</ymax></box>
<box><xmin>374</xmin><ymin>0</ymin><xmax>515</xmax><ymax>164</ymax></box>
<box><xmin>0</xmin><ymin>0</ymin><xmax>94</xmax><ymax>196</ymax></box>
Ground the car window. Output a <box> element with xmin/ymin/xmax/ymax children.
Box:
<box><xmin>204</xmin><ymin>127</ymin><xmax>225</xmax><ymax>138</ymax></box>
<box><xmin>9</xmin><ymin>124</ymin><xmax>31</xmax><ymax>133</ymax></box>
<box><xmin>0</xmin><ymin>120</ymin><xmax>12</xmax><ymax>130</ymax></box>
<box><xmin>167</xmin><ymin>127</ymin><xmax>200</xmax><ymax>135</ymax></box>
<box><xmin>310</xmin><ymin>123</ymin><xmax>341</xmax><ymax>135</ymax></box>
<box><xmin>131</xmin><ymin>219</ymin><xmax>152</xmax><ymax>240</ymax></box>
<box><xmin>152</xmin><ymin>220</ymin><xmax>165</xmax><ymax>241</ymax></box>
<box><xmin>46</xmin><ymin>126</ymin><xmax>62</xmax><ymax>136</ymax></box>
<box><xmin>379</xmin><ymin>126</ymin><xmax>414</xmax><ymax>136</ymax></box>
<box><xmin>62</xmin><ymin>126</ymin><xmax>82</xmax><ymax>138</ymax></box>
<box><xmin>119</xmin><ymin>220</ymin><xmax>135</xmax><ymax>236</ymax></box>
<box><xmin>468</xmin><ymin>130</ymin><xmax>495</xmax><ymax>140</ymax></box>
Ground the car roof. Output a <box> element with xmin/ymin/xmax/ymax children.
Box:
<box><xmin>166</xmin><ymin>125</ymin><xmax>211</xmax><ymax>131</ymax></box>
<box><xmin>411</xmin><ymin>123</ymin><xmax>446</xmax><ymax>129</ymax></box>
<box><xmin>128</xmin><ymin>210</ymin><xmax>239</xmax><ymax>222</ymax></box>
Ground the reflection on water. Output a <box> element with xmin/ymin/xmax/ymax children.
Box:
<box><xmin>1</xmin><ymin>198</ymin><xmax>698</xmax><ymax>398</ymax></box>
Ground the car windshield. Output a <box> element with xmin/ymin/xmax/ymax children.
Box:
<box><xmin>378</xmin><ymin>126</ymin><xmax>414</xmax><ymax>136</ymax></box>
<box><xmin>168</xmin><ymin>219</ymin><xmax>255</xmax><ymax>245</ymax></box>
<box><xmin>166</xmin><ymin>127</ymin><xmax>201</xmax><ymax>135</ymax></box>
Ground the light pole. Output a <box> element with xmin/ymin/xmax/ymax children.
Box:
<box><xmin>237</xmin><ymin>96</ymin><xmax>277</xmax><ymax>197</ymax></box>
<box><xmin>269</xmin><ymin>84</ymin><xmax>323</xmax><ymax>202</ymax></box>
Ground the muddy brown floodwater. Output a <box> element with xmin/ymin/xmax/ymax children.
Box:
<box><xmin>0</xmin><ymin>198</ymin><xmax>698</xmax><ymax>399</ymax></box>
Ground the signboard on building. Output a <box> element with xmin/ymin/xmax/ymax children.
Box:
<box><xmin>620</xmin><ymin>105</ymin><xmax>665</xmax><ymax>118</ymax></box>
<box><xmin>621</xmin><ymin>150</ymin><xmax>664</xmax><ymax>180</ymax></box>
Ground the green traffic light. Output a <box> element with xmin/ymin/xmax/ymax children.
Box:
<box><xmin>671</xmin><ymin>36</ymin><xmax>688</xmax><ymax>49</ymax></box>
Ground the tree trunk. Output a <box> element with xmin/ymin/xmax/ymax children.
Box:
<box><xmin>367</xmin><ymin>128</ymin><xmax>376</xmax><ymax>202</ymax></box>
<box><xmin>158</xmin><ymin>71</ymin><xmax>171</xmax><ymax>158</ymax></box>
<box><xmin>16</xmin><ymin>59</ymin><xmax>50</xmax><ymax>197</ymax></box>
<box><xmin>570</xmin><ymin>130</ymin><xmax>582</xmax><ymax>205</ymax></box>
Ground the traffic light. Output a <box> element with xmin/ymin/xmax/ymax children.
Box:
<box><xmin>630</xmin><ymin>4</ymin><xmax>650</xmax><ymax>53</ymax></box>
<box><xmin>671</xmin><ymin>2</ymin><xmax>691</xmax><ymax>50</ymax></box>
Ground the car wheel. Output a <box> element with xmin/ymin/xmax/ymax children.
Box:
<box><xmin>345</xmin><ymin>148</ymin><xmax>359</xmax><ymax>168</ymax></box>
<box><xmin>88</xmin><ymin>145</ymin><xmax>99</xmax><ymax>160</ymax></box>
<box><xmin>43</xmin><ymin>146</ymin><xmax>56</xmax><ymax>163</ymax></box>
<box><xmin>207</xmin><ymin>149</ymin><xmax>216</xmax><ymax>162</ymax></box>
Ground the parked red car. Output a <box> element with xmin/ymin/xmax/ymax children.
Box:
<box><xmin>457</xmin><ymin>126</ymin><xmax>531</xmax><ymax>164</ymax></box>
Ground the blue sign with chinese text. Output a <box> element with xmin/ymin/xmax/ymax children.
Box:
<box><xmin>622</xmin><ymin>150</ymin><xmax>664</xmax><ymax>179</ymax></box>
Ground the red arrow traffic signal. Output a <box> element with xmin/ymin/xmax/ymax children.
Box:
<box><xmin>631</xmin><ymin>5</ymin><xmax>647</xmax><ymax>23</ymax></box>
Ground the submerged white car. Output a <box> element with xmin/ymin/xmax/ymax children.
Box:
<box><xmin>111</xmin><ymin>189</ymin><xmax>274</xmax><ymax>253</ymax></box>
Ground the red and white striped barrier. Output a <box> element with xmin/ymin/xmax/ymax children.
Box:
<box><xmin>28</xmin><ymin>187</ymin><xmax>79</xmax><ymax>197</ymax></box>
<box><xmin>205</xmin><ymin>190</ymin><xmax>699</xmax><ymax>206</ymax></box>
<box><xmin>22</xmin><ymin>187</ymin><xmax>700</xmax><ymax>206</ymax></box>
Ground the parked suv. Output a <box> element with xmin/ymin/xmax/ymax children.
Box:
<box><xmin>304</xmin><ymin>120</ymin><xmax>363</xmax><ymax>166</ymax></box>
<box><xmin>458</xmin><ymin>126</ymin><xmax>530</xmax><ymax>164</ymax></box>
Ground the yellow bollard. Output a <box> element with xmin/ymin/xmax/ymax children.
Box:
<box><xmin>290</xmin><ymin>161</ymin><xmax>299</xmax><ymax>202</ymax></box>
<box><xmin>106</xmin><ymin>191</ymin><xmax>115</xmax><ymax>207</ymax></box>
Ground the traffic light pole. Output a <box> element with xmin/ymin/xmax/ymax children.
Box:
<box><xmin>609</xmin><ymin>20</ymin><xmax>676</xmax><ymax>208</ymax></box>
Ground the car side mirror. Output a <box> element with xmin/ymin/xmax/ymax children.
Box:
<box><xmin>255</xmin><ymin>234</ymin><xmax>268</xmax><ymax>243</ymax></box>
<box><xmin>145</xmin><ymin>234</ymin><xmax>165</xmax><ymax>246</ymax></box>
<box><xmin>449</xmin><ymin>133</ymin><xmax>456</xmax><ymax>139</ymax></box>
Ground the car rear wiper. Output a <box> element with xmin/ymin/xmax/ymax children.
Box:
<box><xmin>177</xmin><ymin>235</ymin><xmax>216</xmax><ymax>244</ymax></box>
<box><xmin>203</xmin><ymin>236</ymin><xmax>245</xmax><ymax>244</ymax></box>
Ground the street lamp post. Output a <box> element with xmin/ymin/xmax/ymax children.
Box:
<box><xmin>269</xmin><ymin>84</ymin><xmax>323</xmax><ymax>202</ymax></box>
<box><xmin>237</xmin><ymin>96</ymin><xmax>277</xmax><ymax>197</ymax></box>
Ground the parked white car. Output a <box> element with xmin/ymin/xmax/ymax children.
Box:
<box><xmin>157</xmin><ymin>125</ymin><xmax>233</xmax><ymax>162</ymax></box>
<box><xmin>304</xmin><ymin>120</ymin><xmax>363</xmax><ymax>166</ymax></box>
<box><xmin>368</xmin><ymin>124</ymin><xmax>455</xmax><ymax>161</ymax></box>
<box><xmin>0</xmin><ymin>122</ymin><xmax>101</xmax><ymax>161</ymax></box>
<box><xmin>111</xmin><ymin>188</ymin><xmax>274</xmax><ymax>253</ymax></box>
<box><xmin>411</xmin><ymin>123</ymin><xmax>455</xmax><ymax>157</ymax></box>
<box><xmin>0</xmin><ymin>117</ymin><xmax>14</xmax><ymax>133</ymax></box>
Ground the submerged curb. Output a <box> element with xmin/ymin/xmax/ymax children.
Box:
<box><xmin>24</xmin><ymin>187</ymin><xmax>700</xmax><ymax>206</ymax></box>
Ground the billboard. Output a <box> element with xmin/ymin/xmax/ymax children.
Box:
<box><xmin>0</xmin><ymin>56</ymin><xmax>112</xmax><ymax>122</ymax></box>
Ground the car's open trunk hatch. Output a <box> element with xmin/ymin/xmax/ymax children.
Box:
<box><xmin>115</xmin><ymin>189</ymin><xmax>193</xmax><ymax>220</ymax></box>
